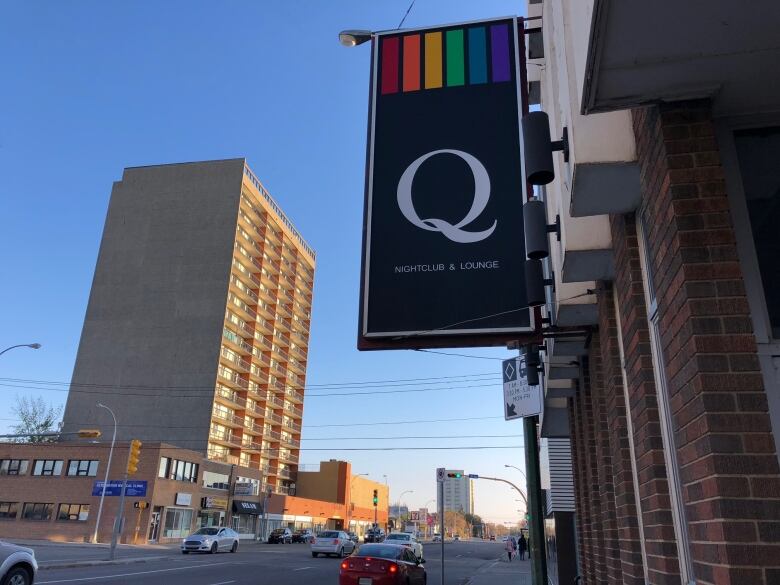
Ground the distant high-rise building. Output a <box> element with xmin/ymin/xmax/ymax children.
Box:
<box><xmin>442</xmin><ymin>469</ymin><xmax>473</xmax><ymax>514</ymax></box>
<box><xmin>62</xmin><ymin>159</ymin><xmax>315</xmax><ymax>495</ymax></box>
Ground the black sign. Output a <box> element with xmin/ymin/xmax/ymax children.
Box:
<box><xmin>233</xmin><ymin>500</ymin><xmax>262</xmax><ymax>515</ymax></box>
<box><xmin>359</xmin><ymin>17</ymin><xmax>533</xmax><ymax>349</ymax></box>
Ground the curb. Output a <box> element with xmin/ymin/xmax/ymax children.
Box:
<box><xmin>39</xmin><ymin>555</ymin><xmax>174</xmax><ymax>571</ymax></box>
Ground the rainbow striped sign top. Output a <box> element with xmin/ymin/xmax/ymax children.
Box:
<box><xmin>378</xmin><ymin>21</ymin><xmax>515</xmax><ymax>95</ymax></box>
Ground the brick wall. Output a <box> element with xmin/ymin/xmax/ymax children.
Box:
<box><xmin>610</xmin><ymin>212</ymin><xmax>682</xmax><ymax>583</ymax></box>
<box><xmin>631</xmin><ymin>100</ymin><xmax>780</xmax><ymax>585</ymax></box>
<box><xmin>598</xmin><ymin>283</ymin><xmax>647</xmax><ymax>584</ymax></box>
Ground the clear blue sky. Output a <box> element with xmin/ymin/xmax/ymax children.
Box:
<box><xmin>0</xmin><ymin>0</ymin><xmax>527</xmax><ymax>524</ymax></box>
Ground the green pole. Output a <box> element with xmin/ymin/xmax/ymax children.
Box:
<box><xmin>523</xmin><ymin>414</ymin><xmax>547</xmax><ymax>585</ymax></box>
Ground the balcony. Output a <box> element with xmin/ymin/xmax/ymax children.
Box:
<box><xmin>256</xmin><ymin>300</ymin><xmax>275</xmax><ymax>321</ymax></box>
<box><xmin>281</xmin><ymin>243</ymin><xmax>297</xmax><ymax>262</ymax></box>
<box><xmin>278</xmin><ymin>273</ymin><xmax>296</xmax><ymax>290</ymax></box>
<box><xmin>225</xmin><ymin>312</ymin><xmax>254</xmax><ymax>339</ymax></box>
<box><xmin>280</xmin><ymin>435</ymin><xmax>300</xmax><ymax>449</ymax></box>
<box><xmin>215</xmin><ymin>384</ymin><xmax>246</xmax><ymax>409</ymax></box>
<box><xmin>222</xmin><ymin>328</ymin><xmax>253</xmax><ymax>355</ymax></box>
<box><xmin>290</xmin><ymin>345</ymin><xmax>307</xmax><ymax>360</ymax></box>
<box><xmin>235</xmin><ymin>224</ymin><xmax>263</xmax><ymax>256</ymax></box>
<box><xmin>218</xmin><ymin>367</ymin><xmax>249</xmax><ymax>391</ymax></box>
<box><xmin>247</xmin><ymin>384</ymin><xmax>269</xmax><ymax>402</ymax></box>
<box><xmin>221</xmin><ymin>348</ymin><xmax>251</xmax><ymax>373</ymax></box>
<box><xmin>285</xmin><ymin>387</ymin><xmax>303</xmax><ymax>403</ymax></box>
<box><xmin>228</xmin><ymin>293</ymin><xmax>258</xmax><ymax>322</ymax></box>
<box><xmin>208</xmin><ymin>450</ymin><xmax>239</xmax><ymax>465</ymax></box>
<box><xmin>292</xmin><ymin>331</ymin><xmax>309</xmax><ymax>347</ymax></box>
<box><xmin>280</xmin><ymin>451</ymin><xmax>299</xmax><ymax>464</ymax></box>
<box><xmin>243</xmin><ymin>420</ymin><xmax>263</xmax><ymax>436</ymax></box>
<box><xmin>230</xmin><ymin>275</ymin><xmax>260</xmax><ymax>305</ymax></box>
<box><xmin>256</xmin><ymin>317</ymin><xmax>274</xmax><ymax>336</ymax></box>
<box><xmin>254</xmin><ymin>352</ymin><xmax>271</xmax><ymax>368</ymax></box>
<box><xmin>209</xmin><ymin>430</ymin><xmax>242</xmax><ymax>448</ymax></box>
<box><xmin>285</xmin><ymin>403</ymin><xmax>303</xmax><ymax>419</ymax></box>
<box><xmin>276</xmin><ymin>303</ymin><xmax>293</xmax><ymax>319</ymax></box>
<box><xmin>266</xmin><ymin>411</ymin><xmax>283</xmax><ymax>425</ymax></box>
<box><xmin>284</xmin><ymin>420</ymin><xmax>301</xmax><ymax>433</ymax></box>
<box><xmin>211</xmin><ymin>410</ymin><xmax>243</xmax><ymax>429</ymax></box>
<box><xmin>241</xmin><ymin>439</ymin><xmax>262</xmax><ymax>452</ymax></box>
<box><xmin>259</xmin><ymin>267</ymin><xmax>278</xmax><ymax>288</ymax></box>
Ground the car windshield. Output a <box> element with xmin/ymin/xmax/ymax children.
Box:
<box><xmin>355</xmin><ymin>545</ymin><xmax>403</xmax><ymax>559</ymax></box>
<box><xmin>385</xmin><ymin>534</ymin><xmax>410</xmax><ymax>541</ymax></box>
<box><xmin>319</xmin><ymin>531</ymin><xmax>340</xmax><ymax>538</ymax></box>
<box><xmin>193</xmin><ymin>528</ymin><xmax>220</xmax><ymax>536</ymax></box>
<box><xmin>271</xmin><ymin>529</ymin><xmax>287</xmax><ymax>535</ymax></box>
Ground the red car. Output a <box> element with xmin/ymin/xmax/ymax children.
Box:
<box><xmin>339</xmin><ymin>543</ymin><xmax>426</xmax><ymax>585</ymax></box>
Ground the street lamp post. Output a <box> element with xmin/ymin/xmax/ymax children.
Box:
<box><xmin>424</xmin><ymin>499</ymin><xmax>436</xmax><ymax>538</ymax></box>
<box><xmin>504</xmin><ymin>464</ymin><xmax>528</xmax><ymax>483</ymax></box>
<box><xmin>0</xmin><ymin>343</ymin><xmax>41</xmax><ymax>357</ymax></box>
<box><xmin>397</xmin><ymin>490</ymin><xmax>413</xmax><ymax>532</ymax></box>
<box><xmin>92</xmin><ymin>403</ymin><xmax>117</xmax><ymax>544</ymax></box>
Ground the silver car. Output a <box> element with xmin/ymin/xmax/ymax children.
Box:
<box><xmin>0</xmin><ymin>541</ymin><xmax>37</xmax><ymax>585</ymax></box>
<box><xmin>181</xmin><ymin>527</ymin><xmax>239</xmax><ymax>554</ymax></box>
<box><xmin>310</xmin><ymin>530</ymin><xmax>357</xmax><ymax>558</ymax></box>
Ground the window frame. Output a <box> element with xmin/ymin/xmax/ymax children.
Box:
<box><xmin>67</xmin><ymin>459</ymin><xmax>99</xmax><ymax>477</ymax></box>
<box><xmin>32</xmin><ymin>460</ymin><xmax>63</xmax><ymax>477</ymax></box>
<box><xmin>0</xmin><ymin>459</ymin><xmax>29</xmax><ymax>476</ymax></box>
<box><xmin>0</xmin><ymin>501</ymin><xmax>18</xmax><ymax>519</ymax></box>
<box><xmin>57</xmin><ymin>503</ymin><xmax>90</xmax><ymax>522</ymax></box>
<box><xmin>22</xmin><ymin>502</ymin><xmax>54</xmax><ymax>521</ymax></box>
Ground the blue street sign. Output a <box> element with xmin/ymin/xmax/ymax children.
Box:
<box><xmin>468</xmin><ymin>474</ymin><xmax>479</xmax><ymax>479</ymax></box>
<box><xmin>92</xmin><ymin>480</ymin><xmax>147</xmax><ymax>497</ymax></box>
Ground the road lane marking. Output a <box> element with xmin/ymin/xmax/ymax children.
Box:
<box><xmin>292</xmin><ymin>567</ymin><xmax>313</xmax><ymax>571</ymax></box>
<box><xmin>37</xmin><ymin>562</ymin><xmax>235</xmax><ymax>583</ymax></box>
<box><xmin>207</xmin><ymin>581</ymin><xmax>236</xmax><ymax>585</ymax></box>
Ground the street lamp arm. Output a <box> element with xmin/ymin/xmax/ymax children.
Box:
<box><xmin>475</xmin><ymin>476</ymin><xmax>528</xmax><ymax>507</ymax></box>
<box><xmin>0</xmin><ymin>343</ymin><xmax>41</xmax><ymax>356</ymax></box>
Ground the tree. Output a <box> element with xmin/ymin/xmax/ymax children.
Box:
<box><xmin>11</xmin><ymin>396</ymin><xmax>62</xmax><ymax>442</ymax></box>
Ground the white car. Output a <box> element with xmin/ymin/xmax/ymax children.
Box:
<box><xmin>310</xmin><ymin>530</ymin><xmax>356</xmax><ymax>558</ymax></box>
<box><xmin>0</xmin><ymin>540</ymin><xmax>37</xmax><ymax>585</ymax></box>
<box><xmin>383</xmin><ymin>532</ymin><xmax>423</xmax><ymax>560</ymax></box>
<box><xmin>181</xmin><ymin>527</ymin><xmax>240</xmax><ymax>554</ymax></box>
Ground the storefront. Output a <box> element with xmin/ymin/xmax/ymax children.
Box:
<box><xmin>198</xmin><ymin>496</ymin><xmax>228</xmax><ymax>528</ymax></box>
<box><xmin>232</xmin><ymin>500</ymin><xmax>262</xmax><ymax>539</ymax></box>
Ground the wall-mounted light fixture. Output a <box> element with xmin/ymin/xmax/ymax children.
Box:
<box><xmin>522</xmin><ymin>111</ymin><xmax>569</xmax><ymax>185</ymax></box>
<box><xmin>523</xmin><ymin>197</ymin><xmax>560</xmax><ymax>259</ymax></box>
<box><xmin>525</xmin><ymin>259</ymin><xmax>554</xmax><ymax>307</ymax></box>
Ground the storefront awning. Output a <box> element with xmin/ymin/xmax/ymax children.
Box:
<box><xmin>233</xmin><ymin>500</ymin><xmax>262</xmax><ymax>515</ymax></box>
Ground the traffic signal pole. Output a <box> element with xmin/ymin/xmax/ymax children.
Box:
<box><xmin>109</xmin><ymin>440</ymin><xmax>141</xmax><ymax>560</ymax></box>
<box><xmin>523</xmin><ymin>415</ymin><xmax>548</xmax><ymax>585</ymax></box>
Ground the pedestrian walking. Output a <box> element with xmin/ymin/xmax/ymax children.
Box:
<box><xmin>504</xmin><ymin>536</ymin><xmax>514</xmax><ymax>562</ymax></box>
<box><xmin>518</xmin><ymin>533</ymin><xmax>528</xmax><ymax>560</ymax></box>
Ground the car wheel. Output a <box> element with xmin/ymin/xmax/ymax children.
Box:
<box><xmin>231</xmin><ymin>541</ymin><xmax>238</xmax><ymax>553</ymax></box>
<box><xmin>210</xmin><ymin>542</ymin><xmax>218</xmax><ymax>554</ymax></box>
<box><xmin>339</xmin><ymin>547</ymin><xmax>346</xmax><ymax>558</ymax></box>
<box><xmin>311</xmin><ymin>552</ymin><xmax>318</xmax><ymax>558</ymax></box>
<box><xmin>3</xmin><ymin>566</ymin><xmax>32</xmax><ymax>585</ymax></box>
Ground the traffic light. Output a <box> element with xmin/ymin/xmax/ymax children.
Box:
<box><xmin>126</xmin><ymin>439</ymin><xmax>142</xmax><ymax>475</ymax></box>
<box><xmin>372</xmin><ymin>489</ymin><xmax>378</xmax><ymax>506</ymax></box>
<box><xmin>446</xmin><ymin>472</ymin><xmax>462</xmax><ymax>478</ymax></box>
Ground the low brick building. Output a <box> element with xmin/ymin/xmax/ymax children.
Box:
<box><xmin>0</xmin><ymin>443</ymin><xmax>387</xmax><ymax>544</ymax></box>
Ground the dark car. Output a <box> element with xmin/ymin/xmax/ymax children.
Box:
<box><xmin>339</xmin><ymin>543</ymin><xmax>426</xmax><ymax>585</ymax></box>
<box><xmin>268</xmin><ymin>527</ymin><xmax>293</xmax><ymax>544</ymax></box>
<box><xmin>364</xmin><ymin>528</ymin><xmax>385</xmax><ymax>543</ymax></box>
<box><xmin>347</xmin><ymin>532</ymin><xmax>359</xmax><ymax>543</ymax></box>
<box><xmin>292</xmin><ymin>529</ymin><xmax>314</xmax><ymax>543</ymax></box>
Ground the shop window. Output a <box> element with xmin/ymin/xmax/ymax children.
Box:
<box><xmin>22</xmin><ymin>503</ymin><xmax>53</xmax><ymax>521</ymax></box>
<box><xmin>32</xmin><ymin>460</ymin><xmax>63</xmax><ymax>476</ymax></box>
<box><xmin>0</xmin><ymin>459</ymin><xmax>28</xmax><ymax>476</ymax></box>
<box><xmin>734</xmin><ymin>126</ymin><xmax>780</xmax><ymax>338</ymax></box>
<box><xmin>0</xmin><ymin>502</ymin><xmax>18</xmax><ymax>519</ymax></box>
<box><xmin>163</xmin><ymin>508</ymin><xmax>194</xmax><ymax>538</ymax></box>
<box><xmin>202</xmin><ymin>471</ymin><xmax>230</xmax><ymax>490</ymax></box>
<box><xmin>67</xmin><ymin>460</ymin><xmax>99</xmax><ymax>477</ymax></box>
<box><xmin>58</xmin><ymin>503</ymin><xmax>90</xmax><ymax>521</ymax></box>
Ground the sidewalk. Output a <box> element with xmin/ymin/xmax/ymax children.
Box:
<box><xmin>6</xmin><ymin>539</ymin><xmax>181</xmax><ymax>570</ymax></box>
<box><xmin>466</xmin><ymin>556</ymin><xmax>532</xmax><ymax>585</ymax></box>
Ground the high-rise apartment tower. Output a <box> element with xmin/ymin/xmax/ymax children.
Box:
<box><xmin>62</xmin><ymin>159</ymin><xmax>315</xmax><ymax>494</ymax></box>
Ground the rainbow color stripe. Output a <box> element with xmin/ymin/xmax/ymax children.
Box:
<box><xmin>380</xmin><ymin>23</ymin><xmax>512</xmax><ymax>95</ymax></box>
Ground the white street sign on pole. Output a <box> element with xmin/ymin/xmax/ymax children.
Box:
<box><xmin>436</xmin><ymin>467</ymin><xmax>445</xmax><ymax>483</ymax></box>
<box><xmin>502</xmin><ymin>356</ymin><xmax>542</xmax><ymax>420</ymax></box>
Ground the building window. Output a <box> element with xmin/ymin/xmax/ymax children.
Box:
<box><xmin>58</xmin><ymin>503</ymin><xmax>90</xmax><ymax>522</ymax></box>
<box><xmin>67</xmin><ymin>460</ymin><xmax>99</xmax><ymax>477</ymax></box>
<box><xmin>158</xmin><ymin>457</ymin><xmax>198</xmax><ymax>483</ymax></box>
<box><xmin>163</xmin><ymin>507</ymin><xmax>194</xmax><ymax>538</ymax></box>
<box><xmin>0</xmin><ymin>502</ymin><xmax>18</xmax><ymax>519</ymax></box>
<box><xmin>0</xmin><ymin>460</ymin><xmax>29</xmax><ymax>476</ymax></box>
<box><xmin>32</xmin><ymin>460</ymin><xmax>63</xmax><ymax>477</ymax></box>
<box><xmin>202</xmin><ymin>471</ymin><xmax>230</xmax><ymax>491</ymax></box>
<box><xmin>22</xmin><ymin>503</ymin><xmax>53</xmax><ymax>521</ymax></box>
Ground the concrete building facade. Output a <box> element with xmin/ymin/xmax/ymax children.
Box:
<box><xmin>526</xmin><ymin>1</ymin><xmax>780</xmax><ymax>583</ymax></box>
<box><xmin>442</xmin><ymin>470</ymin><xmax>473</xmax><ymax>515</ymax></box>
<box><xmin>61</xmin><ymin>159</ymin><xmax>315</xmax><ymax>496</ymax></box>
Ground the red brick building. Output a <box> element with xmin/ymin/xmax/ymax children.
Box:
<box><xmin>526</xmin><ymin>1</ymin><xmax>780</xmax><ymax>583</ymax></box>
<box><xmin>0</xmin><ymin>443</ymin><xmax>387</xmax><ymax>544</ymax></box>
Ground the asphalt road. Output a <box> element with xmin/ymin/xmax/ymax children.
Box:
<box><xmin>37</xmin><ymin>540</ymin><xmax>505</xmax><ymax>585</ymax></box>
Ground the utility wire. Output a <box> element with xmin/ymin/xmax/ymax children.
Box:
<box><xmin>0</xmin><ymin>442</ymin><xmax>524</xmax><ymax>452</ymax></box>
<box><xmin>397</xmin><ymin>0</ymin><xmax>417</xmax><ymax>29</ymax></box>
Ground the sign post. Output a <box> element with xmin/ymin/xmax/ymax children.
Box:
<box><xmin>436</xmin><ymin>467</ymin><xmax>445</xmax><ymax>585</ymax></box>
